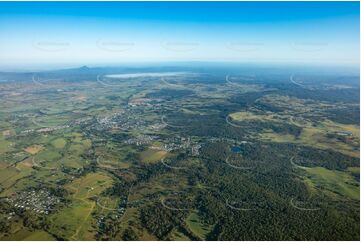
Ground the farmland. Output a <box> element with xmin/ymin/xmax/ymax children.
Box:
<box><xmin>0</xmin><ymin>66</ymin><xmax>359</xmax><ymax>240</ymax></box>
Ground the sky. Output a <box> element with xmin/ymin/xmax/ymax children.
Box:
<box><xmin>0</xmin><ymin>1</ymin><xmax>359</xmax><ymax>69</ymax></box>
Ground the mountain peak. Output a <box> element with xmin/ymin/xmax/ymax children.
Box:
<box><xmin>79</xmin><ymin>65</ymin><xmax>90</xmax><ymax>70</ymax></box>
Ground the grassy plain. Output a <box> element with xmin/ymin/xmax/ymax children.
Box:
<box><xmin>303</xmin><ymin>166</ymin><xmax>359</xmax><ymax>200</ymax></box>
<box><xmin>186</xmin><ymin>212</ymin><xmax>213</xmax><ymax>240</ymax></box>
<box><xmin>140</xmin><ymin>149</ymin><xmax>168</xmax><ymax>163</ymax></box>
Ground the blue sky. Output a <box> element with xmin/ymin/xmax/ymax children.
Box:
<box><xmin>0</xmin><ymin>1</ymin><xmax>359</xmax><ymax>68</ymax></box>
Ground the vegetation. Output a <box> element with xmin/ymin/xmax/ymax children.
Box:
<box><xmin>0</xmin><ymin>67</ymin><xmax>359</xmax><ymax>240</ymax></box>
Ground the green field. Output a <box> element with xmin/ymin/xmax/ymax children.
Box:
<box><xmin>186</xmin><ymin>212</ymin><xmax>213</xmax><ymax>240</ymax></box>
<box><xmin>2</xmin><ymin>229</ymin><xmax>55</xmax><ymax>241</ymax></box>
<box><xmin>51</xmin><ymin>138</ymin><xmax>67</xmax><ymax>149</ymax></box>
<box><xmin>140</xmin><ymin>149</ymin><xmax>168</xmax><ymax>163</ymax></box>
<box><xmin>303</xmin><ymin>166</ymin><xmax>360</xmax><ymax>200</ymax></box>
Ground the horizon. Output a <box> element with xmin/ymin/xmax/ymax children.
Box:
<box><xmin>0</xmin><ymin>1</ymin><xmax>359</xmax><ymax>68</ymax></box>
<box><xmin>0</xmin><ymin>61</ymin><xmax>359</xmax><ymax>76</ymax></box>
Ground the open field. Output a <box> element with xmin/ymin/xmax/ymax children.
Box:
<box><xmin>24</xmin><ymin>145</ymin><xmax>44</xmax><ymax>155</ymax></box>
<box><xmin>2</xmin><ymin>229</ymin><xmax>55</xmax><ymax>241</ymax></box>
<box><xmin>186</xmin><ymin>212</ymin><xmax>213</xmax><ymax>240</ymax></box>
<box><xmin>51</xmin><ymin>138</ymin><xmax>67</xmax><ymax>149</ymax></box>
<box><xmin>303</xmin><ymin>166</ymin><xmax>360</xmax><ymax>200</ymax></box>
<box><xmin>140</xmin><ymin>149</ymin><xmax>168</xmax><ymax>163</ymax></box>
